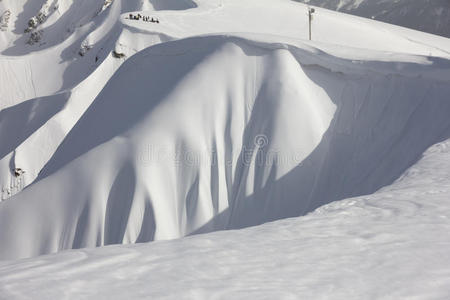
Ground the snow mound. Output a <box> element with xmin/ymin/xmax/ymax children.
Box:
<box><xmin>0</xmin><ymin>25</ymin><xmax>171</xmax><ymax>201</ymax></box>
<box><xmin>1</xmin><ymin>35</ymin><xmax>450</xmax><ymax>260</ymax></box>
<box><xmin>1</xmin><ymin>138</ymin><xmax>450</xmax><ymax>299</ymax></box>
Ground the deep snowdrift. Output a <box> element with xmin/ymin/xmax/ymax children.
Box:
<box><xmin>1</xmin><ymin>138</ymin><xmax>450</xmax><ymax>299</ymax></box>
<box><xmin>1</xmin><ymin>0</ymin><xmax>449</xmax><ymax>186</ymax></box>
<box><xmin>1</xmin><ymin>35</ymin><xmax>449</xmax><ymax>260</ymax></box>
<box><xmin>0</xmin><ymin>26</ymin><xmax>170</xmax><ymax>201</ymax></box>
<box><xmin>0</xmin><ymin>1</ymin><xmax>450</xmax><ymax>297</ymax></box>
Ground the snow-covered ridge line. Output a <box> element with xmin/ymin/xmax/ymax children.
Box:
<box><xmin>3</xmin><ymin>32</ymin><xmax>448</xmax><ymax>202</ymax></box>
<box><xmin>0</xmin><ymin>34</ymin><xmax>449</xmax><ymax>260</ymax></box>
<box><xmin>1</xmin><ymin>0</ymin><xmax>449</xmax><ymax>112</ymax></box>
<box><xmin>295</xmin><ymin>0</ymin><xmax>450</xmax><ymax>39</ymax></box>
<box><xmin>141</xmin><ymin>34</ymin><xmax>450</xmax><ymax>82</ymax></box>
<box><xmin>0</xmin><ymin>2</ymin><xmax>449</xmax><ymax>296</ymax></box>
<box><xmin>0</xmin><ymin>24</ymin><xmax>171</xmax><ymax>201</ymax></box>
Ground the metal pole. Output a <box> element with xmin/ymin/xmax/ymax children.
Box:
<box><xmin>309</xmin><ymin>12</ymin><xmax>311</xmax><ymax>40</ymax></box>
<box><xmin>308</xmin><ymin>7</ymin><xmax>315</xmax><ymax>41</ymax></box>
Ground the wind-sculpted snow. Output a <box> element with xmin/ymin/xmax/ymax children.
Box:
<box><xmin>0</xmin><ymin>26</ymin><xmax>171</xmax><ymax>201</ymax></box>
<box><xmin>4</xmin><ymin>0</ymin><xmax>450</xmax><ymax>199</ymax></box>
<box><xmin>1</xmin><ymin>0</ymin><xmax>450</xmax><ymax>110</ymax></box>
<box><xmin>1</xmin><ymin>139</ymin><xmax>450</xmax><ymax>299</ymax></box>
<box><xmin>1</xmin><ymin>35</ymin><xmax>450</xmax><ymax>260</ymax></box>
<box><xmin>0</xmin><ymin>1</ymin><xmax>449</xmax><ymax>296</ymax></box>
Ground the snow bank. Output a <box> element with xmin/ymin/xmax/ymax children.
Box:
<box><xmin>1</xmin><ymin>35</ymin><xmax>449</xmax><ymax>260</ymax></box>
<box><xmin>1</xmin><ymin>138</ymin><xmax>450</xmax><ymax>299</ymax></box>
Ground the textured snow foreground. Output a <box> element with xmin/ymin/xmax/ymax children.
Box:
<box><xmin>1</xmin><ymin>0</ymin><xmax>450</xmax><ymax>298</ymax></box>
<box><xmin>1</xmin><ymin>140</ymin><xmax>450</xmax><ymax>299</ymax></box>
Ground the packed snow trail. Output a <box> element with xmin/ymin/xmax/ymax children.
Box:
<box><xmin>1</xmin><ymin>139</ymin><xmax>450</xmax><ymax>299</ymax></box>
<box><xmin>1</xmin><ymin>35</ymin><xmax>449</xmax><ymax>260</ymax></box>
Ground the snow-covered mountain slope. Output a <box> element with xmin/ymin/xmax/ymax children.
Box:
<box><xmin>1</xmin><ymin>34</ymin><xmax>449</xmax><ymax>260</ymax></box>
<box><xmin>1</xmin><ymin>139</ymin><xmax>450</xmax><ymax>299</ymax></box>
<box><xmin>1</xmin><ymin>0</ymin><xmax>450</xmax><ymax>201</ymax></box>
<box><xmin>0</xmin><ymin>26</ymin><xmax>169</xmax><ymax>200</ymax></box>
<box><xmin>296</xmin><ymin>0</ymin><xmax>450</xmax><ymax>38</ymax></box>
<box><xmin>0</xmin><ymin>0</ymin><xmax>449</xmax><ymax>271</ymax></box>
<box><xmin>0</xmin><ymin>0</ymin><xmax>157</xmax><ymax>110</ymax></box>
<box><xmin>1</xmin><ymin>0</ymin><xmax>449</xmax><ymax>110</ymax></box>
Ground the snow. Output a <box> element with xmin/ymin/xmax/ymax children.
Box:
<box><xmin>1</xmin><ymin>139</ymin><xmax>450</xmax><ymax>299</ymax></box>
<box><xmin>1</xmin><ymin>33</ymin><xmax>450</xmax><ymax>260</ymax></box>
<box><xmin>0</xmin><ymin>0</ymin><xmax>449</xmax><ymax>110</ymax></box>
<box><xmin>0</xmin><ymin>0</ymin><xmax>449</xmax><ymax>200</ymax></box>
<box><xmin>0</xmin><ymin>0</ymin><xmax>450</xmax><ymax>298</ymax></box>
<box><xmin>296</xmin><ymin>0</ymin><xmax>450</xmax><ymax>38</ymax></box>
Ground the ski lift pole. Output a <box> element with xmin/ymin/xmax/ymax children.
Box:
<box><xmin>308</xmin><ymin>7</ymin><xmax>315</xmax><ymax>41</ymax></box>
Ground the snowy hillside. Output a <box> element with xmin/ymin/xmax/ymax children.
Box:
<box><xmin>1</xmin><ymin>139</ymin><xmax>450</xmax><ymax>299</ymax></box>
<box><xmin>1</xmin><ymin>0</ymin><xmax>450</xmax><ymax>202</ymax></box>
<box><xmin>296</xmin><ymin>0</ymin><xmax>450</xmax><ymax>38</ymax></box>
<box><xmin>0</xmin><ymin>0</ymin><xmax>450</xmax><ymax>298</ymax></box>
<box><xmin>1</xmin><ymin>34</ymin><xmax>450</xmax><ymax>260</ymax></box>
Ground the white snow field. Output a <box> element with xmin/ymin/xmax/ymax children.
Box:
<box><xmin>1</xmin><ymin>139</ymin><xmax>450</xmax><ymax>299</ymax></box>
<box><xmin>0</xmin><ymin>0</ymin><xmax>450</xmax><ymax>298</ymax></box>
<box><xmin>295</xmin><ymin>0</ymin><xmax>450</xmax><ymax>38</ymax></box>
<box><xmin>1</xmin><ymin>33</ymin><xmax>450</xmax><ymax>260</ymax></box>
<box><xmin>1</xmin><ymin>0</ymin><xmax>450</xmax><ymax>199</ymax></box>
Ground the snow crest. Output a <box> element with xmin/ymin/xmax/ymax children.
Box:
<box><xmin>1</xmin><ymin>35</ymin><xmax>449</xmax><ymax>260</ymax></box>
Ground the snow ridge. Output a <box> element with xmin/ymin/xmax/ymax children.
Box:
<box><xmin>1</xmin><ymin>35</ymin><xmax>449</xmax><ymax>260</ymax></box>
<box><xmin>297</xmin><ymin>0</ymin><xmax>450</xmax><ymax>38</ymax></box>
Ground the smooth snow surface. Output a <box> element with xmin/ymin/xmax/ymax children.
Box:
<box><xmin>296</xmin><ymin>0</ymin><xmax>450</xmax><ymax>38</ymax></box>
<box><xmin>0</xmin><ymin>0</ymin><xmax>450</xmax><ymax>297</ymax></box>
<box><xmin>1</xmin><ymin>139</ymin><xmax>450</xmax><ymax>299</ymax></box>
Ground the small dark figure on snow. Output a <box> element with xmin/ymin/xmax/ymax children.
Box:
<box><xmin>13</xmin><ymin>168</ymin><xmax>25</xmax><ymax>177</ymax></box>
<box><xmin>112</xmin><ymin>50</ymin><xmax>126</xmax><ymax>58</ymax></box>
